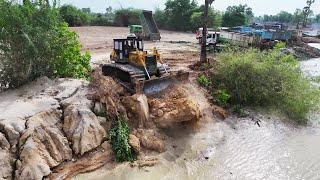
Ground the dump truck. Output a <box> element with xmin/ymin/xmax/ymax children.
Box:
<box><xmin>102</xmin><ymin>36</ymin><xmax>188</xmax><ymax>94</ymax></box>
<box><xmin>128</xmin><ymin>11</ymin><xmax>161</xmax><ymax>41</ymax></box>
<box><xmin>129</xmin><ymin>25</ymin><xmax>143</xmax><ymax>39</ymax></box>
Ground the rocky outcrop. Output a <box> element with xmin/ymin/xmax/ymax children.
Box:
<box><xmin>48</xmin><ymin>141</ymin><xmax>114</xmax><ymax>180</ymax></box>
<box><xmin>133</xmin><ymin>129</ymin><xmax>166</xmax><ymax>153</ymax></box>
<box><xmin>129</xmin><ymin>134</ymin><xmax>141</xmax><ymax>154</ymax></box>
<box><xmin>15</xmin><ymin>110</ymin><xmax>72</xmax><ymax>180</ymax></box>
<box><xmin>0</xmin><ymin>97</ymin><xmax>59</xmax><ymax>152</ymax></box>
<box><xmin>149</xmin><ymin>86</ymin><xmax>201</xmax><ymax>128</ymax></box>
<box><xmin>63</xmin><ymin>104</ymin><xmax>107</xmax><ymax>155</ymax></box>
<box><xmin>0</xmin><ymin>132</ymin><xmax>12</xmax><ymax>180</ymax></box>
<box><xmin>122</xmin><ymin>94</ymin><xmax>149</xmax><ymax>128</ymax></box>
<box><xmin>59</xmin><ymin>83</ymin><xmax>107</xmax><ymax>155</ymax></box>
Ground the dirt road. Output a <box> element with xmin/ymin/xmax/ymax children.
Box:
<box><xmin>71</xmin><ymin>26</ymin><xmax>200</xmax><ymax>69</ymax></box>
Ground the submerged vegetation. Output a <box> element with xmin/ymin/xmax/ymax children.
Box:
<box><xmin>0</xmin><ymin>0</ymin><xmax>91</xmax><ymax>90</ymax></box>
<box><xmin>109</xmin><ymin>116</ymin><xmax>135</xmax><ymax>162</ymax></box>
<box><xmin>204</xmin><ymin>48</ymin><xmax>320</xmax><ymax>123</ymax></box>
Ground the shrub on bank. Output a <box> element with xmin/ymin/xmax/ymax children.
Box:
<box><xmin>0</xmin><ymin>1</ymin><xmax>91</xmax><ymax>90</ymax></box>
<box><xmin>109</xmin><ymin>116</ymin><xmax>135</xmax><ymax>162</ymax></box>
<box><xmin>209</xmin><ymin>48</ymin><xmax>319</xmax><ymax>123</ymax></box>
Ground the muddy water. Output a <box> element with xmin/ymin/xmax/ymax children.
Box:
<box><xmin>76</xmin><ymin>55</ymin><xmax>320</xmax><ymax>180</ymax></box>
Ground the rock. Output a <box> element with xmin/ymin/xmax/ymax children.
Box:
<box><xmin>133</xmin><ymin>129</ymin><xmax>165</xmax><ymax>153</ymax></box>
<box><xmin>61</xmin><ymin>86</ymin><xmax>92</xmax><ymax>110</ymax></box>
<box><xmin>0</xmin><ymin>132</ymin><xmax>10</xmax><ymax>150</ymax></box>
<box><xmin>54</xmin><ymin>79</ymin><xmax>84</xmax><ymax>101</ymax></box>
<box><xmin>16</xmin><ymin>110</ymin><xmax>72</xmax><ymax>180</ymax></box>
<box><xmin>0</xmin><ymin>132</ymin><xmax>12</xmax><ymax>180</ymax></box>
<box><xmin>0</xmin><ymin>97</ymin><xmax>59</xmax><ymax>152</ymax></box>
<box><xmin>0</xmin><ymin>149</ymin><xmax>12</xmax><ymax>180</ymax></box>
<box><xmin>149</xmin><ymin>86</ymin><xmax>201</xmax><ymax>128</ymax></box>
<box><xmin>129</xmin><ymin>134</ymin><xmax>141</xmax><ymax>154</ymax></box>
<box><xmin>122</xmin><ymin>94</ymin><xmax>149</xmax><ymax>128</ymax></box>
<box><xmin>93</xmin><ymin>102</ymin><xmax>106</xmax><ymax>116</ymax></box>
<box><xmin>63</xmin><ymin>104</ymin><xmax>107</xmax><ymax>155</ymax></box>
<box><xmin>48</xmin><ymin>141</ymin><xmax>114</xmax><ymax>180</ymax></box>
<box><xmin>26</xmin><ymin>109</ymin><xmax>61</xmax><ymax>131</ymax></box>
<box><xmin>16</xmin><ymin>110</ymin><xmax>73</xmax><ymax>180</ymax></box>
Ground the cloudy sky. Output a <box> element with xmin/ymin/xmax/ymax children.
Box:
<box><xmin>59</xmin><ymin>0</ymin><xmax>320</xmax><ymax>16</ymax></box>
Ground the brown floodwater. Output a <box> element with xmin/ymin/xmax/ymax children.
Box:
<box><xmin>76</xmin><ymin>53</ymin><xmax>320</xmax><ymax>180</ymax></box>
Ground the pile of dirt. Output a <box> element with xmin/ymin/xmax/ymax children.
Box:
<box><xmin>148</xmin><ymin>84</ymin><xmax>201</xmax><ymax>128</ymax></box>
<box><xmin>291</xmin><ymin>38</ymin><xmax>320</xmax><ymax>59</ymax></box>
<box><xmin>89</xmin><ymin>69</ymin><xmax>201</xmax><ymax>153</ymax></box>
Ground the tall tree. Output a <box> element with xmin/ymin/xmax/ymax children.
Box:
<box><xmin>164</xmin><ymin>0</ymin><xmax>197</xmax><ymax>31</ymax></box>
<box><xmin>200</xmin><ymin>0</ymin><xmax>214</xmax><ymax>63</ymax></box>
<box><xmin>294</xmin><ymin>9</ymin><xmax>304</xmax><ymax>29</ymax></box>
<box><xmin>221</xmin><ymin>5</ymin><xmax>248</xmax><ymax>27</ymax></box>
<box><xmin>302</xmin><ymin>0</ymin><xmax>315</xmax><ymax>27</ymax></box>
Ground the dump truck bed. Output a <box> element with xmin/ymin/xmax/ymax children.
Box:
<box><xmin>140</xmin><ymin>10</ymin><xmax>161</xmax><ymax>41</ymax></box>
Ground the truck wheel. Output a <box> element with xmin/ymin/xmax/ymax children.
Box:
<box><xmin>209</xmin><ymin>44</ymin><xmax>215</xmax><ymax>52</ymax></box>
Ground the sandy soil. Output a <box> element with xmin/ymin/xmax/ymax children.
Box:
<box><xmin>71</xmin><ymin>26</ymin><xmax>200</xmax><ymax>69</ymax></box>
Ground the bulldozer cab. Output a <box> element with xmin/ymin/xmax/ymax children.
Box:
<box><xmin>112</xmin><ymin>38</ymin><xmax>144</xmax><ymax>63</ymax></box>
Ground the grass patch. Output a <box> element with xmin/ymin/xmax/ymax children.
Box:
<box><xmin>208</xmin><ymin>48</ymin><xmax>319</xmax><ymax>123</ymax></box>
<box><xmin>109</xmin><ymin>116</ymin><xmax>135</xmax><ymax>162</ymax></box>
<box><xmin>198</xmin><ymin>74</ymin><xmax>211</xmax><ymax>87</ymax></box>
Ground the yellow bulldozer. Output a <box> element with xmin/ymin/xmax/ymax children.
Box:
<box><xmin>102</xmin><ymin>36</ymin><xmax>188</xmax><ymax>94</ymax></box>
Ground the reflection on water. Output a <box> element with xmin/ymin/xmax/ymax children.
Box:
<box><xmin>76</xmin><ymin>55</ymin><xmax>320</xmax><ymax>180</ymax></box>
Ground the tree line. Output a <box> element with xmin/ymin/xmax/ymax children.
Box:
<box><xmin>256</xmin><ymin>0</ymin><xmax>319</xmax><ymax>28</ymax></box>
<box><xmin>59</xmin><ymin>0</ymin><xmax>319</xmax><ymax>30</ymax></box>
<box><xmin>59</xmin><ymin>0</ymin><xmax>256</xmax><ymax>31</ymax></box>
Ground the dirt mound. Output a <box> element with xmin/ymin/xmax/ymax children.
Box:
<box><xmin>148</xmin><ymin>85</ymin><xmax>201</xmax><ymax>128</ymax></box>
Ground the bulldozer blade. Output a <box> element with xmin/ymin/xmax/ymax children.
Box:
<box><xmin>137</xmin><ymin>71</ymin><xmax>189</xmax><ymax>95</ymax></box>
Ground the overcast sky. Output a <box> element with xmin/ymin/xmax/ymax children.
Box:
<box><xmin>59</xmin><ymin>0</ymin><xmax>320</xmax><ymax>16</ymax></box>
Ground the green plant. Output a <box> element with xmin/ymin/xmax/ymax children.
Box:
<box><xmin>109</xmin><ymin>116</ymin><xmax>135</xmax><ymax>162</ymax></box>
<box><xmin>212</xmin><ymin>89</ymin><xmax>231</xmax><ymax>107</ymax></box>
<box><xmin>198</xmin><ymin>74</ymin><xmax>211</xmax><ymax>87</ymax></box>
<box><xmin>275</xmin><ymin>41</ymin><xmax>286</xmax><ymax>49</ymax></box>
<box><xmin>0</xmin><ymin>1</ymin><xmax>91</xmax><ymax>90</ymax></box>
<box><xmin>50</xmin><ymin>23</ymin><xmax>91</xmax><ymax>79</ymax></box>
<box><xmin>210</xmin><ymin>48</ymin><xmax>319</xmax><ymax>123</ymax></box>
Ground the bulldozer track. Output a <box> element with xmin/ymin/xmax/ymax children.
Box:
<box><xmin>102</xmin><ymin>63</ymin><xmax>172</xmax><ymax>93</ymax></box>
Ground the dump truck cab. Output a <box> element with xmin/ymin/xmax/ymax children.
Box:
<box><xmin>206</xmin><ymin>31</ymin><xmax>220</xmax><ymax>46</ymax></box>
<box><xmin>129</xmin><ymin>25</ymin><xmax>143</xmax><ymax>38</ymax></box>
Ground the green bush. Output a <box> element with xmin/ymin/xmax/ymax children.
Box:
<box><xmin>50</xmin><ymin>23</ymin><xmax>91</xmax><ymax>79</ymax></box>
<box><xmin>212</xmin><ymin>89</ymin><xmax>231</xmax><ymax>107</ymax></box>
<box><xmin>59</xmin><ymin>5</ymin><xmax>90</xmax><ymax>26</ymax></box>
<box><xmin>198</xmin><ymin>74</ymin><xmax>211</xmax><ymax>87</ymax></box>
<box><xmin>210</xmin><ymin>48</ymin><xmax>319</xmax><ymax>123</ymax></box>
<box><xmin>0</xmin><ymin>1</ymin><xmax>91</xmax><ymax>90</ymax></box>
<box><xmin>109</xmin><ymin>116</ymin><xmax>135</xmax><ymax>162</ymax></box>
